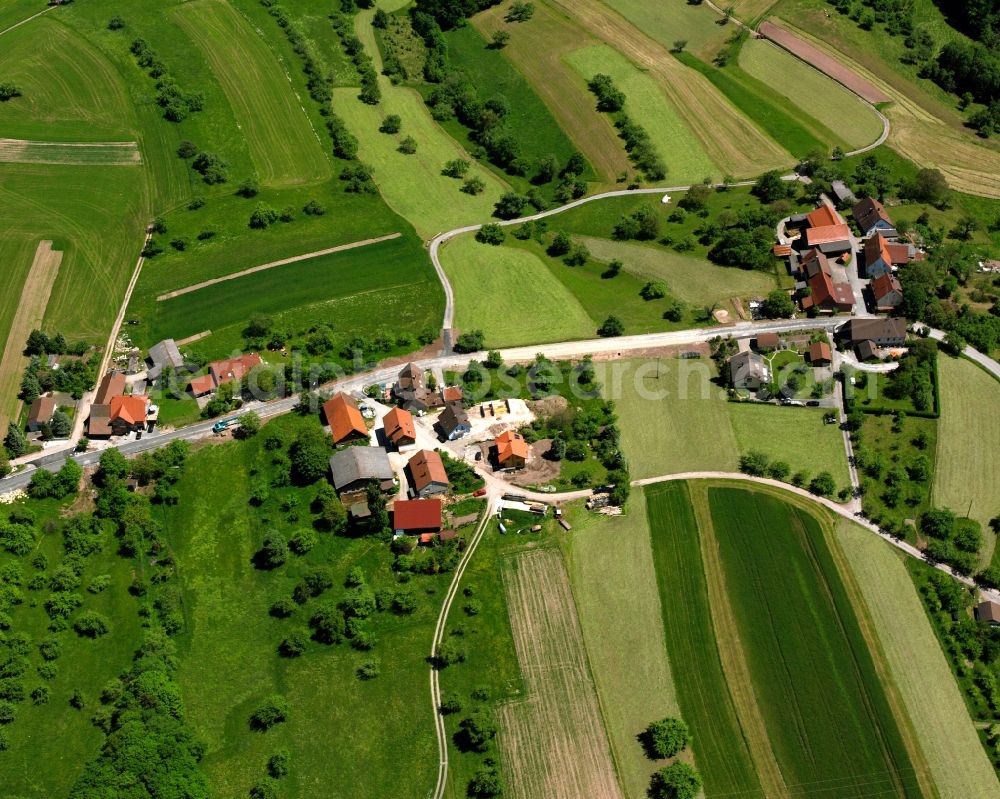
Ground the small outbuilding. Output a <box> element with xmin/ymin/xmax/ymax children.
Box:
<box><xmin>808</xmin><ymin>341</ymin><xmax>832</xmax><ymax>366</ymax></box>
<box><xmin>393</xmin><ymin>498</ymin><xmax>443</xmax><ymax>535</ymax></box>
<box><xmin>27</xmin><ymin>396</ymin><xmax>56</xmax><ymax>432</ymax></box>
<box><xmin>975</xmin><ymin>600</ymin><xmax>1000</xmax><ymax>627</ymax></box>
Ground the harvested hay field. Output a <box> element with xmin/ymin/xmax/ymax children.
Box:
<box><xmin>546</xmin><ymin>0</ymin><xmax>792</xmax><ymax>177</ymax></box>
<box><xmin>758</xmin><ymin>21</ymin><xmax>890</xmax><ymax>104</ymax></box>
<box><xmin>497</xmin><ymin>548</ymin><xmax>624</xmax><ymax>799</ymax></box>
<box><xmin>0</xmin><ymin>138</ymin><xmax>141</xmax><ymax>166</ymax></box>
<box><xmin>0</xmin><ymin>241</ymin><xmax>63</xmax><ymax>434</ymax></box>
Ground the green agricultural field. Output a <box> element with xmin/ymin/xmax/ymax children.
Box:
<box><xmin>144</xmin><ymin>233</ymin><xmax>441</xmax><ymax>358</ymax></box>
<box><xmin>564</xmin><ymin>490</ymin><xmax>681</xmax><ymax>798</ymax></box>
<box><xmin>0</xmin><ymin>17</ymin><xmax>136</xmax><ymax>141</ymax></box>
<box><xmin>579</xmin><ymin>237</ymin><xmax>777</xmax><ymax>306</ymax></box>
<box><xmin>645</xmin><ymin>481</ymin><xmax>763</xmax><ymax>797</ymax></box>
<box><xmin>710</xmin><ymin>486</ymin><xmax>925</xmax><ymax>797</ymax></box>
<box><xmin>0</xmin><ymin>0</ymin><xmax>45</xmax><ymax>32</ymax></box>
<box><xmin>171</xmin><ymin>0</ymin><xmax>332</xmax><ymax>188</ymax></box>
<box><xmin>564</xmin><ymin>44</ymin><xmax>718</xmax><ymax>184</ymax></box>
<box><xmin>441</xmin><ymin>235</ymin><xmax>595</xmax><ymax>347</ymax></box>
<box><xmin>738</xmin><ymin>38</ymin><xmax>884</xmax><ymax>150</ymax></box>
<box><xmin>934</xmin><ymin>356</ymin><xmax>1000</xmax><ymax>566</ymax></box>
<box><xmin>834</xmin><ymin>519</ymin><xmax>1000</xmax><ymax>798</ymax></box>
<box><xmin>601</xmin><ymin>0</ymin><xmax>730</xmax><ymax>61</ymax></box>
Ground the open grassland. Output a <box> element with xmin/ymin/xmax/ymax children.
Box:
<box><xmin>547</xmin><ymin>0</ymin><xmax>792</xmax><ymax>176</ymax></box>
<box><xmin>0</xmin><ymin>499</ymin><xmax>146</xmax><ymax>798</ymax></box>
<box><xmin>600</xmin><ymin>0</ymin><xmax>729</xmax><ymax>61</ymax></box>
<box><xmin>738</xmin><ymin>38</ymin><xmax>884</xmax><ymax>150</ymax></box>
<box><xmin>145</xmin><ymin>234</ymin><xmax>441</xmax><ymax>356</ymax></box>
<box><xmin>0</xmin><ymin>241</ymin><xmax>63</xmax><ymax>435</ymax></box>
<box><xmin>645</xmin><ymin>482</ymin><xmax>764</xmax><ymax>797</ymax></box>
<box><xmin>441</xmin><ymin>235</ymin><xmax>595</xmax><ymax>347</ymax></box>
<box><xmin>612</xmin><ymin>359</ymin><xmax>850</xmax><ymax>483</ymax></box>
<box><xmin>834</xmin><ymin>519</ymin><xmax>1000</xmax><ymax>799</ymax></box>
<box><xmin>933</xmin><ymin>356</ymin><xmax>1000</xmax><ymax>566</ymax></box>
<box><xmin>563</xmin><ymin>490</ymin><xmax>680</xmax><ymax>798</ymax></box>
<box><xmin>497</xmin><ymin>548</ymin><xmax>623</xmax><ymax>799</ymax></box>
<box><xmin>171</xmin><ymin>0</ymin><xmax>330</xmax><ymax>188</ymax></box>
<box><xmin>564</xmin><ymin>44</ymin><xmax>718</xmax><ymax>184</ymax></box>
<box><xmin>766</xmin><ymin>9</ymin><xmax>1000</xmax><ymax>197</ymax></box>
<box><xmin>0</xmin><ymin>139</ymin><xmax>141</xmax><ymax>166</ymax></box>
<box><xmin>709</xmin><ymin>486</ymin><xmax>925</xmax><ymax>798</ymax></box>
<box><xmin>0</xmin><ymin>0</ymin><xmax>48</xmax><ymax>33</ymax></box>
<box><xmin>163</xmin><ymin>416</ymin><xmax>441</xmax><ymax>797</ymax></box>
<box><xmin>471</xmin><ymin>2</ymin><xmax>630</xmax><ymax>184</ymax></box>
<box><xmin>579</xmin><ymin>236</ymin><xmax>777</xmax><ymax>306</ymax></box>
<box><xmin>0</xmin><ymin>17</ymin><xmax>136</xmax><ymax>141</ymax></box>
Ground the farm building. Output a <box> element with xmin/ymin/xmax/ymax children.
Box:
<box><xmin>188</xmin><ymin>353</ymin><xmax>262</xmax><ymax>397</ymax></box>
<box><xmin>975</xmin><ymin>600</ymin><xmax>1000</xmax><ymax>626</ymax></box>
<box><xmin>393</xmin><ymin>362</ymin><xmax>443</xmax><ymax>412</ymax></box>
<box><xmin>328</xmin><ymin>446</ymin><xmax>395</xmax><ymax>496</ymax></box>
<box><xmin>754</xmin><ymin>332</ymin><xmax>781</xmax><ymax>352</ymax></box>
<box><xmin>802</xmin><ymin>205</ymin><xmax>851</xmax><ymax>255</ymax></box>
<box><xmin>799</xmin><ymin>250</ymin><xmax>854</xmax><ymax>313</ymax></box>
<box><xmin>808</xmin><ymin>341</ymin><xmax>832</xmax><ymax>366</ymax></box>
<box><xmin>831</xmin><ymin>180</ymin><xmax>856</xmax><ymax>205</ymax></box>
<box><xmin>27</xmin><ymin>396</ymin><xmax>56</xmax><ymax>432</ymax></box>
<box><xmin>852</xmin><ymin>197</ymin><xmax>896</xmax><ymax>238</ymax></box>
<box><xmin>382</xmin><ymin>406</ymin><xmax>416</xmax><ymax>448</ymax></box>
<box><xmin>393</xmin><ymin>498</ymin><xmax>443</xmax><ymax>536</ymax></box>
<box><xmin>438</xmin><ymin>401</ymin><xmax>471</xmax><ymax>441</ymax></box>
<box><xmin>147</xmin><ymin>339</ymin><xmax>184</xmax><ymax>382</ymax></box>
<box><xmin>407</xmin><ymin>449</ymin><xmax>449</xmax><ymax>498</ymax></box>
<box><xmin>863</xmin><ymin>234</ymin><xmax>914</xmax><ymax>279</ymax></box>
<box><xmin>95</xmin><ymin>372</ymin><xmax>126</xmax><ymax>405</ymax></box>
<box><xmin>871</xmin><ymin>273</ymin><xmax>903</xmax><ymax>311</ymax></box>
<box><xmin>856</xmin><ymin>340</ymin><xmax>879</xmax><ymax>363</ymax></box>
<box><xmin>324</xmin><ymin>392</ymin><xmax>369</xmax><ymax>445</ymax></box>
<box><xmin>494</xmin><ymin>429</ymin><xmax>529</xmax><ymax>470</ymax></box>
<box><xmin>838</xmin><ymin>318</ymin><xmax>907</xmax><ymax>347</ymax></box>
<box><xmin>729</xmin><ymin>351</ymin><xmax>770</xmax><ymax>390</ymax></box>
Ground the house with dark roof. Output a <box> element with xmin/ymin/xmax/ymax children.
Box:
<box><xmin>146</xmin><ymin>339</ymin><xmax>184</xmax><ymax>382</ymax></box>
<box><xmin>975</xmin><ymin>600</ymin><xmax>1000</xmax><ymax>627</ymax></box>
<box><xmin>494</xmin><ymin>429</ymin><xmax>529</xmax><ymax>470</ymax></box>
<box><xmin>382</xmin><ymin>406</ymin><xmax>416</xmax><ymax>448</ymax></box>
<box><xmin>393</xmin><ymin>498</ymin><xmax>443</xmax><ymax>535</ymax></box>
<box><xmin>801</xmin><ymin>265</ymin><xmax>855</xmax><ymax>314</ymax></box>
<box><xmin>852</xmin><ymin>197</ymin><xmax>896</xmax><ymax>238</ymax></box>
<box><xmin>871</xmin><ymin>273</ymin><xmax>903</xmax><ymax>311</ymax></box>
<box><xmin>324</xmin><ymin>392</ymin><xmax>369</xmax><ymax>445</ymax></box>
<box><xmin>837</xmin><ymin>318</ymin><xmax>907</xmax><ymax>347</ymax></box>
<box><xmin>393</xmin><ymin>363</ymin><xmax>443</xmax><ymax>412</ymax></box>
<box><xmin>27</xmin><ymin>396</ymin><xmax>56</xmax><ymax>432</ymax></box>
<box><xmin>329</xmin><ymin>447</ymin><xmax>395</xmax><ymax>496</ymax></box>
<box><xmin>407</xmin><ymin>449</ymin><xmax>449</xmax><ymax>498</ymax></box>
<box><xmin>856</xmin><ymin>340</ymin><xmax>879</xmax><ymax>363</ymax></box>
<box><xmin>729</xmin><ymin>351</ymin><xmax>770</xmax><ymax>390</ymax></box>
<box><xmin>438</xmin><ymin>401</ymin><xmax>471</xmax><ymax>441</ymax></box>
<box><xmin>754</xmin><ymin>333</ymin><xmax>780</xmax><ymax>352</ymax></box>
<box><xmin>808</xmin><ymin>341</ymin><xmax>832</xmax><ymax>366</ymax></box>
<box><xmin>863</xmin><ymin>233</ymin><xmax>913</xmax><ymax>278</ymax></box>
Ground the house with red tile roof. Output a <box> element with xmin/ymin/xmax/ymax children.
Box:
<box><xmin>871</xmin><ymin>273</ymin><xmax>903</xmax><ymax>311</ymax></box>
<box><xmin>494</xmin><ymin>429</ymin><xmax>529</xmax><ymax>470</ymax></box>
<box><xmin>109</xmin><ymin>395</ymin><xmax>149</xmax><ymax>436</ymax></box>
<box><xmin>324</xmin><ymin>392</ymin><xmax>368</xmax><ymax>445</ymax></box>
<box><xmin>802</xmin><ymin>268</ymin><xmax>854</xmax><ymax>314</ymax></box>
<box><xmin>383</xmin><ymin>406</ymin><xmax>416</xmax><ymax>448</ymax></box>
<box><xmin>393</xmin><ymin>498</ymin><xmax>443</xmax><ymax>535</ymax></box>
<box><xmin>863</xmin><ymin>233</ymin><xmax>915</xmax><ymax>278</ymax></box>
<box><xmin>407</xmin><ymin>449</ymin><xmax>449</xmax><ymax>498</ymax></box>
<box><xmin>187</xmin><ymin>353</ymin><xmax>263</xmax><ymax>397</ymax></box>
<box><xmin>808</xmin><ymin>341</ymin><xmax>832</xmax><ymax>366</ymax></box>
<box><xmin>804</xmin><ymin>223</ymin><xmax>852</xmax><ymax>255</ymax></box>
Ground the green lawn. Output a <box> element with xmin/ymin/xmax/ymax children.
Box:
<box><xmin>709</xmin><ymin>486</ymin><xmax>923</xmax><ymax>797</ymax></box>
<box><xmin>645</xmin><ymin>481</ymin><xmax>763</xmax><ymax>797</ymax></box>
<box><xmin>563</xmin><ymin>489</ymin><xmax>680</xmax><ymax>798</ymax></box>
<box><xmin>441</xmin><ymin>234</ymin><xmax>595</xmax><ymax>347</ymax></box>
<box><xmin>564</xmin><ymin>44</ymin><xmax>718</xmax><ymax>183</ymax></box>
<box><xmin>171</xmin><ymin>0</ymin><xmax>332</xmax><ymax>188</ymax></box>
<box><xmin>738</xmin><ymin>38</ymin><xmax>884</xmax><ymax>150</ymax></box>
<box><xmin>834</xmin><ymin>518</ymin><xmax>1000</xmax><ymax>798</ymax></box>
<box><xmin>144</xmin><ymin>233</ymin><xmax>442</xmax><ymax>359</ymax></box>
<box><xmin>0</xmin><ymin>0</ymin><xmax>45</xmax><ymax>32</ymax></box>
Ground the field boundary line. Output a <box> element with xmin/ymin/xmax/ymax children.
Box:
<box><xmin>155</xmin><ymin>233</ymin><xmax>402</xmax><ymax>301</ymax></box>
<box><xmin>0</xmin><ymin>5</ymin><xmax>55</xmax><ymax>38</ymax></box>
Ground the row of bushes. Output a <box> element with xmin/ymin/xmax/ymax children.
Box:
<box><xmin>127</xmin><ymin>37</ymin><xmax>204</xmax><ymax>122</ymax></box>
<box><xmin>331</xmin><ymin>15</ymin><xmax>381</xmax><ymax>105</ymax></box>
<box><xmin>586</xmin><ymin>73</ymin><xmax>666</xmax><ymax>180</ymax></box>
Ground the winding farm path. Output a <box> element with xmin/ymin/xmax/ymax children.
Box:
<box><xmin>0</xmin><ymin>5</ymin><xmax>55</xmax><ymax>38</ymax></box>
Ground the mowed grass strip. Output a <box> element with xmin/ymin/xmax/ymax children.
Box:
<box><xmin>738</xmin><ymin>38</ymin><xmax>884</xmax><ymax>150</ymax></box>
<box><xmin>0</xmin><ymin>138</ymin><xmax>141</xmax><ymax>166</ymax></box>
<box><xmin>441</xmin><ymin>235</ymin><xmax>595</xmax><ymax>347</ymax></box>
<box><xmin>147</xmin><ymin>233</ymin><xmax>439</xmax><ymax>343</ymax></box>
<box><xmin>833</xmin><ymin>518</ymin><xmax>1000</xmax><ymax>798</ymax></box>
<box><xmin>579</xmin><ymin>236</ymin><xmax>777</xmax><ymax>306</ymax></box>
<box><xmin>564</xmin><ymin>44</ymin><xmax>718</xmax><ymax>184</ymax></box>
<box><xmin>0</xmin><ymin>17</ymin><xmax>135</xmax><ymax>141</ymax></box>
<box><xmin>497</xmin><ymin>548</ymin><xmax>624</xmax><ymax>799</ymax></box>
<box><xmin>600</xmin><ymin>0</ymin><xmax>730</xmax><ymax>60</ymax></box>
<box><xmin>933</xmin><ymin>355</ymin><xmax>1000</xmax><ymax>566</ymax></box>
<box><xmin>565</xmin><ymin>489</ymin><xmax>682</xmax><ymax>798</ymax></box>
<box><xmin>172</xmin><ymin>0</ymin><xmax>331</xmax><ymax>187</ymax></box>
<box><xmin>645</xmin><ymin>481</ymin><xmax>763</xmax><ymax>797</ymax></box>
<box><xmin>709</xmin><ymin>486</ymin><xmax>924</xmax><ymax>797</ymax></box>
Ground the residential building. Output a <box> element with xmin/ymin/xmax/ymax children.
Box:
<box><xmin>328</xmin><ymin>447</ymin><xmax>395</xmax><ymax>496</ymax></box>
<box><xmin>852</xmin><ymin>197</ymin><xmax>896</xmax><ymax>238</ymax></box>
<box><xmin>27</xmin><ymin>396</ymin><xmax>56</xmax><ymax>432</ymax></box>
<box><xmin>754</xmin><ymin>333</ymin><xmax>780</xmax><ymax>352</ymax></box>
<box><xmin>803</xmin><ymin>204</ymin><xmax>851</xmax><ymax>255</ymax></box>
<box><xmin>975</xmin><ymin>600</ymin><xmax>1000</xmax><ymax>626</ymax></box>
<box><xmin>863</xmin><ymin>233</ymin><xmax>913</xmax><ymax>278</ymax></box>
<box><xmin>802</xmin><ymin>267</ymin><xmax>854</xmax><ymax>314</ymax></box>
<box><xmin>808</xmin><ymin>341</ymin><xmax>832</xmax><ymax>366</ymax></box>
<box><xmin>407</xmin><ymin>449</ymin><xmax>449</xmax><ymax>498</ymax></box>
<box><xmin>188</xmin><ymin>353</ymin><xmax>262</xmax><ymax>397</ymax></box>
<box><xmin>871</xmin><ymin>273</ymin><xmax>903</xmax><ymax>311</ymax></box>
<box><xmin>324</xmin><ymin>392</ymin><xmax>369</xmax><ymax>445</ymax></box>
<box><xmin>382</xmin><ymin>406</ymin><xmax>416</xmax><ymax>448</ymax></box>
<box><xmin>494</xmin><ymin>429</ymin><xmax>529</xmax><ymax>470</ymax></box>
<box><xmin>729</xmin><ymin>351</ymin><xmax>770</xmax><ymax>390</ymax></box>
<box><xmin>438</xmin><ymin>401</ymin><xmax>471</xmax><ymax>441</ymax></box>
<box><xmin>441</xmin><ymin>386</ymin><xmax>463</xmax><ymax>404</ymax></box>
<box><xmin>95</xmin><ymin>372</ymin><xmax>126</xmax><ymax>405</ymax></box>
<box><xmin>147</xmin><ymin>339</ymin><xmax>184</xmax><ymax>382</ymax></box>
<box><xmin>393</xmin><ymin>498</ymin><xmax>443</xmax><ymax>536</ymax></box>
<box><xmin>393</xmin><ymin>362</ymin><xmax>443</xmax><ymax>412</ymax></box>
<box><xmin>838</xmin><ymin>318</ymin><xmax>907</xmax><ymax>347</ymax></box>
<box><xmin>108</xmin><ymin>395</ymin><xmax>149</xmax><ymax>437</ymax></box>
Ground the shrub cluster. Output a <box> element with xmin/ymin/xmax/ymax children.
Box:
<box><xmin>128</xmin><ymin>38</ymin><xmax>204</xmax><ymax>122</ymax></box>
<box><xmin>331</xmin><ymin>16</ymin><xmax>381</xmax><ymax>105</ymax></box>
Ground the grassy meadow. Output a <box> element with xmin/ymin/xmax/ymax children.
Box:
<box><xmin>709</xmin><ymin>486</ymin><xmax>925</xmax><ymax>797</ymax></box>
<box><xmin>171</xmin><ymin>0</ymin><xmax>332</xmax><ymax>187</ymax></box>
<box><xmin>600</xmin><ymin>0</ymin><xmax>730</xmax><ymax>61</ymax></box>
